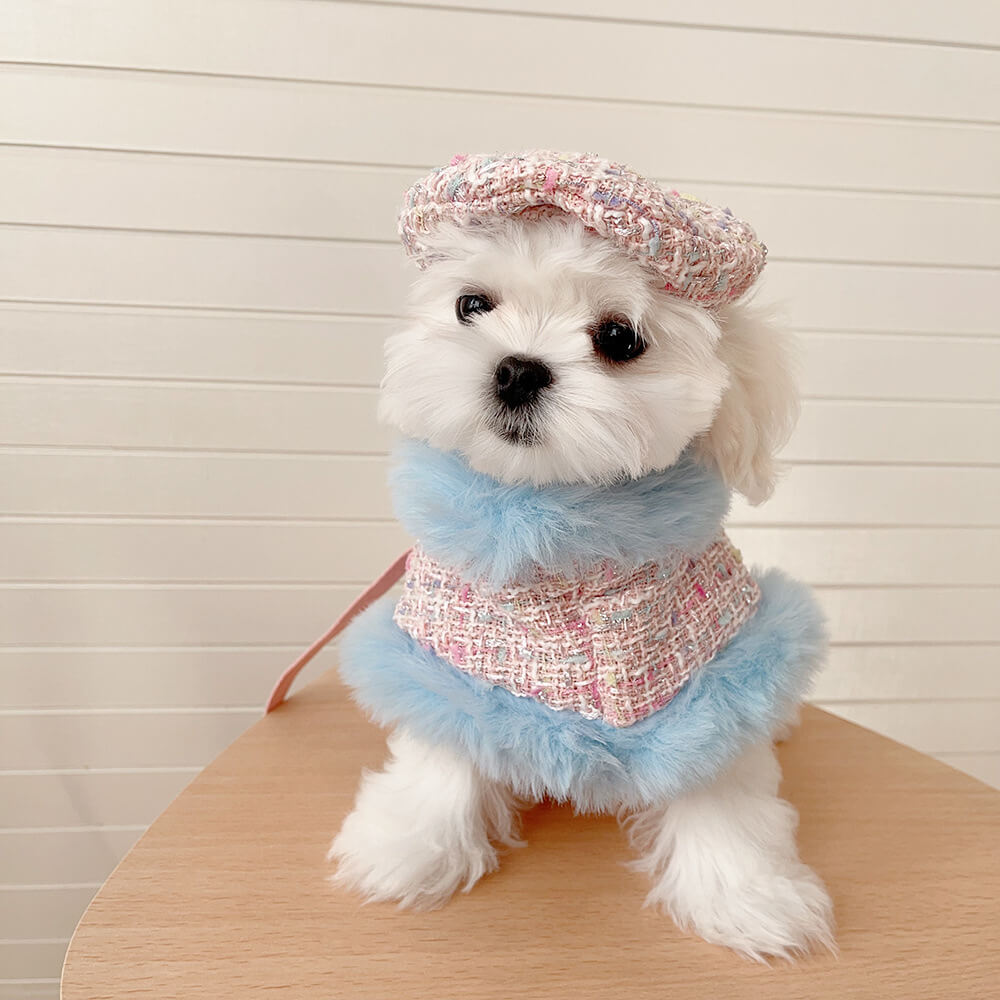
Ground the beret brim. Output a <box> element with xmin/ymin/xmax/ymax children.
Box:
<box><xmin>398</xmin><ymin>151</ymin><xmax>766</xmax><ymax>310</ymax></box>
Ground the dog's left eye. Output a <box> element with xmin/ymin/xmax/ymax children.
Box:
<box><xmin>592</xmin><ymin>318</ymin><xmax>646</xmax><ymax>364</ymax></box>
<box><xmin>456</xmin><ymin>292</ymin><xmax>496</xmax><ymax>324</ymax></box>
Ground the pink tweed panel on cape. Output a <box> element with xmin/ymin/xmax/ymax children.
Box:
<box><xmin>398</xmin><ymin>151</ymin><xmax>767</xmax><ymax>309</ymax></box>
<box><xmin>393</xmin><ymin>534</ymin><xmax>761</xmax><ymax>728</ymax></box>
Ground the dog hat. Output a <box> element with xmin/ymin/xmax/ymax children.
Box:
<box><xmin>398</xmin><ymin>151</ymin><xmax>766</xmax><ymax>310</ymax></box>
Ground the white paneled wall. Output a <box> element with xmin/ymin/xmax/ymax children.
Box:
<box><xmin>1</xmin><ymin>1</ymin><xmax>998</xmax><ymax>993</ymax></box>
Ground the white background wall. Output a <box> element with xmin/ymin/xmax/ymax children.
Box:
<box><xmin>1</xmin><ymin>1</ymin><xmax>998</xmax><ymax>994</ymax></box>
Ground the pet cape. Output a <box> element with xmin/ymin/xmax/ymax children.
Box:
<box><xmin>268</xmin><ymin>440</ymin><xmax>825</xmax><ymax>813</ymax></box>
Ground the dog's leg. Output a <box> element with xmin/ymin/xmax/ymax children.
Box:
<box><xmin>626</xmin><ymin>740</ymin><xmax>834</xmax><ymax>960</ymax></box>
<box><xmin>329</xmin><ymin>728</ymin><xmax>521</xmax><ymax>909</ymax></box>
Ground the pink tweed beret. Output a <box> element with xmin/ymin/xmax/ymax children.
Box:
<box><xmin>398</xmin><ymin>151</ymin><xmax>767</xmax><ymax>310</ymax></box>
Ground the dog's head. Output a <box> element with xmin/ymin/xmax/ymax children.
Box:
<box><xmin>380</xmin><ymin>213</ymin><xmax>798</xmax><ymax>503</ymax></box>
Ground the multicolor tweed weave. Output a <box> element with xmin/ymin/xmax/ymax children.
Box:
<box><xmin>393</xmin><ymin>534</ymin><xmax>761</xmax><ymax>728</ymax></box>
<box><xmin>398</xmin><ymin>151</ymin><xmax>767</xmax><ymax>310</ymax></box>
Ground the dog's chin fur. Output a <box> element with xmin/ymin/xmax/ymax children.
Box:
<box><xmin>333</xmin><ymin>212</ymin><xmax>834</xmax><ymax>959</ymax></box>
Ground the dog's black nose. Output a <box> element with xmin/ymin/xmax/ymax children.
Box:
<box><xmin>494</xmin><ymin>355</ymin><xmax>553</xmax><ymax>409</ymax></box>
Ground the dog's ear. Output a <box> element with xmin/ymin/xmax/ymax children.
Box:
<box><xmin>695</xmin><ymin>304</ymin><xmax>800</xmax><ymax>505</ymax></box>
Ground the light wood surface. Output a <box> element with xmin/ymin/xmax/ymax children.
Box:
<box><xmin>62</xmin><ymin>674</ymin><xmax>1000</xmax><ymax>999</ymax></box>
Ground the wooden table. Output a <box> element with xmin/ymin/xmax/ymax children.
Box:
<box><xmin>62</xmin><ymin>671</ymin><xmax>1000</xmax><ymax>999</ymax></box>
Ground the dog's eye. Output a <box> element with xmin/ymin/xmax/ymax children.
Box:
<box><xmin>592</xmin><ymin>318</ymin><xmax>645</xmax><ymax>363</ymax></box>
<box><xmin>456</xmin><ymin>292</ymin><xmax>496</xmax><ymax>324</ymax></box>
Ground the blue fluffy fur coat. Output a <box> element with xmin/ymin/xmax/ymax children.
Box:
<box><xmin>339</xmin><ymin>440</ymin><xmax>827</xmax><ymax>812</ymax></box>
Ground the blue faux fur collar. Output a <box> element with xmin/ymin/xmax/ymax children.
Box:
<box><xmin>390</xmin><ymin>439</ymin><xmax>731</xmax><ymax>588</ymax></box>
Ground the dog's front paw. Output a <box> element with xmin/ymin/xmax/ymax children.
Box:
<box><xmin>328</xmin><ymin>730</ymin><xmax>520</xmax><ymax>910</ymax></box>
<box><xmin>328</xmin><ymin>805</ymin><xmax>499</xmax><ymax>910</ymax></box>
<box><xmin>654</xmin><ymin>859</ymin><xmax>835</xmax><ymax>961</ymax></box>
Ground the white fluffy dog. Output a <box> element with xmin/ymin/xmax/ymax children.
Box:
<box><xmin>330</xmin><ymin>213</ymin><xmax>834</xmax><ymax>961</ymax></box>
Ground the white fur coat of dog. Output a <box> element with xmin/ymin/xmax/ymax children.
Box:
<box><xmin>330</xmin><ymin>198</ymin><xmax>835</xmax><ymax>960</ymax></box>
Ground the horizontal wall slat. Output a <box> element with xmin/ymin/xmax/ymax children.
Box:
<box><xmin>799</xmin><ymin>333</ymin><xmax>1000</xmax><ymax>401</ymax></box>
<box><xmin>0</xmin><ymin>227</ymin><xmax>409</xmax><ymax>320</ymax></box>
<box><xmin>0</xmin><ymin>147</ymin><xmax>395</xmax><ymax>257</ymax></box>
<box><xmin>5</xmin><ymin>452</ymin><xmax>998</xmax><ymax>525</ymax></box>
<box><xmin>817</xmin><ymin>588</ymin><xmax>1000</xmax><ymax>645</ymax></box>
<box><xmin>0</xmin><ymin>771</ymin><xmax>193</xmax><ymax>828</ymax></box>
<box><xmin>3</xmin><ymin>643</ymin><xmax>997</xmax><ymax>712</ymax></box>
<box><xmin>0</xmin><ymin>451</ymin><xmax>397</xmax><ymax>520</ymax></box>
<box><xmin>0</xmin><ymin>382</ymin><xmax>392</xmax><ymax>454</ymax></box>
<box><xmin>0</xmin><ymin>381</ymin><xmax>391</xmax><ymax>455</ymax></box>
<box><xmin>4</xmin><ymin>381</ymin><xmax>995</xmax><ymax>464</ymax></box>
<box><xmin>811</xmin><ymin>646</ymin><xmax>1000</xmax><ymax>702</ymax></box>
<box><xmin>3</xmin><ymin>306</ymin><xmax>999</xmax><ymax>401</ymax></box>
<box><xmin>0</xmin><ymin>585</ymin><xmax>997</xmax><ymax>647</ymax></box>
<box><xmin>347</xmin><ymin>0</ymin><xmax>1000</xmax><ymax>48</ymax></box>
<box><xmin>0</xmin><ymin>829</ymin><xmax>140</xmax><ymax>885</ymax></box>
<box><xmin>2</xmin><ymin>522</ymin><xmax>996</xmax><ymax>586</ymax></box>
<box><xmin>3</xmin><ymin>0</ymin><xmax>996</xmax><ymax>122</ymax></box>
<box><xmin>0</xmin><ymin>887</ymin><xmax>97</xmax><ymax>938</ymax></box>
<box><xmin>0</xmin><ymin>521</ymin><xmax>412</xmax><ymax>583</ymax></box>
<box><xmin>820</xmin><ymin>701</ymin><xmax>1000</xmax><ymax>755</ymax></box>
<box><xmin>4</xmin><ymin>147</ymin><xmax>999</xmax><ymax>269</ymax></box>
<box><xmin>728</xmin><ymin>528</ymin><xmax>1000</xmax><ymax>586</ymax></box>
<box><xmin>0</xmin><ymin>941</ymin><xmax>66</xmax><ymax>982</ymax></box>
<box><xmin>0</xmin><ymin>305</ymin><xmax>392</xmax><ymax>386</ymax></box>
<box><xmin>3</xmin><ymin>66</ymin><xmax>999</xmax><ymax>196</ymax></box>
<box><xmin>786</xmin><ymin>400</ymin><xmax>1000</xmax><ymax>464</ymax></box>
<box><xmin>0</xmin><ymin>587</ymin><xmax>361</xmax><ymax>646</ymax></box>
<box><xmin>3</xmin><ymin>226</ymin><xmax>996</xmax><ymax>335</ymax></box>
<box><xmin>0</xmin><ymin>712</ymin><xmax>257</xmax><ymax>770</ymax></box>
<box><xmin>762</xmin><ymin>262</ymin><xmax>999</xmax><ymax>337</ymax></box>
<box><xmin>730</xmin><ymin>465</ymin><xmax>1000</xmax><ymax>527</ymax></box>
<box><xmin>0</xmin><ymin>647</ymin><xmax>336</xmax><ymax>712</ymax></box>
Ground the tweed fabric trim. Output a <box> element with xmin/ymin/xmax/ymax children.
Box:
<box><xmin>393</xmin><ymin>533</ymin><xmax>760</xmax><ymax>728</ymax></box>
<box><xmin>398</xmin><ymin>151</ymin><xmax>767</xmax><ymax>309</ymax></box>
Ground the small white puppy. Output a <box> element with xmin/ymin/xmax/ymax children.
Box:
<box><xmin>330</xmin><ymin>160</ymin><xmax>834</xmax><ymax>961</ymax></box>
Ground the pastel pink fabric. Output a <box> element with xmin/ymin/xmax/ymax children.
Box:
<box><xmin>393</xmin><ymin>535</ymin><xmax>761</xmax><ymax>728</ymax></box>
<box><xmin>399</xmin><ymin>151</ymin><xmax>767</xmax><ymax>309</ymax></box>
<box><xmin>265</xmin><ymin>550</ymin><xmax>411</xmax><ymax>713</ymax></box>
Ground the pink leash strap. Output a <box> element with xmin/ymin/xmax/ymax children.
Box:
<box><xmin>264</xmin><ymin>549</ymin><xmax>412</xmax><ymax>713</ymax></box>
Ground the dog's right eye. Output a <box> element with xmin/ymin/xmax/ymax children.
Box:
<box><xmin>456</xmin><ymin>292</ymin><xmax>496</xmax><ymax>324</ymax></box>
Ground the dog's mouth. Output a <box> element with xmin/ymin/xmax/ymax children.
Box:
<box><xmin>488</xmin><ymin>406</ymin><xmax>542</xmax><ymax>447</ymax></box>
<box><xmin>497</xmin><ymin>425</ymin><xmax>539</xmax><ymax>446</ymax></box>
